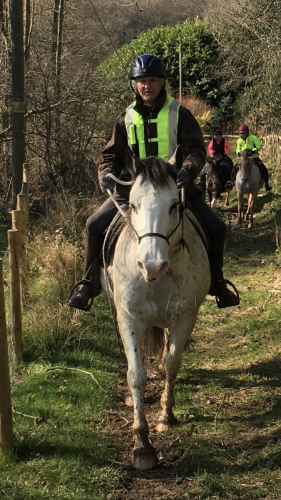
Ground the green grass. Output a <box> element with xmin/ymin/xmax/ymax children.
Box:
<box><xmin>2</xmin><ymin>165</ymin><xmax>281</xmax><ymax>499</ymax></box>
<box><xmin>0</xmin><ymin>223</ymin><xmax>9</xmax><ymax>257</ymax></box>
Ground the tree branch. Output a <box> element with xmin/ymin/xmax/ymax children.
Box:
<box><xmin>45</xmin><ymin>366</ymin><xmax>107</xmax><ymax>393</ymax></box>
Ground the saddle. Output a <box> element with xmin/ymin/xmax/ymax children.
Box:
<box><xmin>103</xmin><ymin>205</ymin><xmax>131</xmax><ymax>266</ymax></box>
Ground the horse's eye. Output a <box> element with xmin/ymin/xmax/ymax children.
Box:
<box><xmin>169</xmin><ymin>202</ymin><xmax>179</xmax><ymax>214</ymax></box>
<box><xmin>129</xmin><ymin>203</ymin><xmax>137</xmax><ymax>212</ymax></box>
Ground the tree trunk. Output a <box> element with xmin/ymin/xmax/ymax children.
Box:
<box><xmin>10</xmin><ymin>0</ymin><xmax>25</xmax><ymax>209</ymax></box>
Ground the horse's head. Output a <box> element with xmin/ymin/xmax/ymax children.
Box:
<box><xmin>205</xmin><ymin>156</ymin><xmax>223</xmax><ymax>191</ymax></box>
<box><xmin>238</xmin><ymin>150</ymin><xmax>253</xmax><ymax>183</ymax></box>
<box><xmin>126</xmin><ymin>147</ymin><xmax>183</xmax><ymax>282</ymax></box>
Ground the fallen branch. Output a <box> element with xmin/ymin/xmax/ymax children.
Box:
<box><xmin>45</xmin><ymin>366</ymin><xmax>107</xmax><ymax>393</ymax></box>
<box><xmin>163</xmin><ymin>443</ymin><xmax>193</xmax><ymax>466</ymax></box>
<box><xmin>13</xmin><ymin>409</ymin><xmax>42</xmax><ymax>423</ymax></box>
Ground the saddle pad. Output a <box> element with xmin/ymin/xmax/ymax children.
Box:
<box><xmin>103</xmin><ymin>206</ymin><xmax>131</xmax><ymax>266</ymax></box>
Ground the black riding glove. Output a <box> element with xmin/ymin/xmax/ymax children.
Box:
<box><xmin>99</xmin><ymin>173</ymin><xmax>115</xmax><ymax>194</ymax></box>
<box><xmin>177</xmin><ymin>168</ymin><xmax>189</xmax><ymax>189</ymax></box>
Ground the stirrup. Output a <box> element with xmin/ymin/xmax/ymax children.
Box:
<box><xmin>68</xmin><ymin>278</ymin><xmax>94</xmax><ymax>312</ymax></box>
<box><xmin>225</xmin><ymin>181</ymin><xmax>234</xmax><ymax>189</ymax></box>
<box><xmin>215</xmin><ymin>279</ymin><xmax>240</xmax><ymax>309</ymax></box>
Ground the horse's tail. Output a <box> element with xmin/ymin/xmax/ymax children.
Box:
<box><xmin>142</xmin><ymin>326</ymin><xmax>166</xmax><ymax>360</ymax></box>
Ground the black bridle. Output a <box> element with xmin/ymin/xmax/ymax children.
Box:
<box><xmin>104</xmin><ymin>173</ymin><xmax>187</xmax><ymax>249</ymax></box>
<box><xmin>135</xmin><ymin>201</ymin><xmax>185</xmax><ymax>246</ymax></box>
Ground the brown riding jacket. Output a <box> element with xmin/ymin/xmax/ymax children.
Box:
<box><xmin>98</xmin><ymin>89</ymin><xmax>206</xmax><ymax>197</ymax></box>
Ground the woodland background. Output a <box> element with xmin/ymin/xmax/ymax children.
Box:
<box><xmin>1</xmin><ymin>0</ymin><xmax>281</xmax><ymax>215</ymax></box>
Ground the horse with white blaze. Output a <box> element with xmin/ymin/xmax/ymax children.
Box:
<box><xmin>101</xmin><ymin>146</ymin><xmax>211</xmax><ymax>470</ymax></box>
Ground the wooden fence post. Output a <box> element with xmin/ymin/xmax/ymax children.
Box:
<box><xmin>17</xmin><ymin>193</ymin><xmax>27</xmax><ymax>240</ymax></box>
<box><xmin>11</xmin><ymin>210</ymin><xmax>23</xmax><ymax>261</ymax></box>
<box><xmin>8</xmin><ymin>229</ymin><xmax>23</xmax><ymax>361</ymax></box>
<box><xmin>0</xmin><ymin>259</ymin><xmax>14</xmax><ymax>453</ymax></box>
<box><xmin>11</xmin><ymin>208</ymin><xmax>28</xmax><ymax>300</ymax></box>
<box><xmin>12</xmin><ymin>192</ymin><xmax>28</xmax><ymax>300</ymax></box>
<box><xmin>22</xmin><ymin>163</ymin><xmax>30</xmax><ymax>223</ymax></box>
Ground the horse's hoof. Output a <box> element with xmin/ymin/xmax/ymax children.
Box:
<box><xmin>132</xmin><ymin>445</ymin><xmax>158</xmax><ymax>470</ymax></box>
<box><xmin>155</xmin><ymin>421</ymin><xmax>169</xmax><ymax>432</ymax></box>
<box><xmin>156</xmin><ymin>414</ymin><xmax>178</xmax><ymax>432</ymax></box>
<box><xmin>125</xmin><ymin>395</ymin><xmax>133</xmax><ymax>407</ymax></box>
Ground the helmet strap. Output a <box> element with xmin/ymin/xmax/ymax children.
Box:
<box><xmin>130</xmin><ymin>80</ymin><xmax>138</xmax><ymax>96</ymax></box>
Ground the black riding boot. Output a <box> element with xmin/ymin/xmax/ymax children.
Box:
<box><xmin>68</xmin><ymin>234</ymin><xmax>104</xmax><ymax>311</ymax></box>
<box><xmin>225</xmin><ymin>164</ymin><xmax>238</xmax><ymax>189</ymax></box>
<box><xmin>254</xmin><ymin>159</ymin><xmax>272</xmax><ymax>191</ymax></box>
<box><xmin>208</xmin><ymin>242</ymin><xmax>240</xmax><ymax>308</ymax></box>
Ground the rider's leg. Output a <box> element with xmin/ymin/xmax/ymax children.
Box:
<box><xmin>254</xmin><ymin>158</ymin><xmax>272</xmax><ymax>191</ymax></box>
<box><xmin>189</xmin><ymin>194</ymin><xmax>239</xmax><ymax>308</ymax></box>
<box><xmin>224</xmin><ymin>156</ymin><xmax>233</xmax><ymax>176</ymax></box>
<box><xmin>68</xmin><ymin>193</ymin><xmax>128</xmax><ymax>310</ymax></box>
<box><xmin>225</xmin><ymin>162</ymin><xmax>238</xmax><ymax>189</ymax></box>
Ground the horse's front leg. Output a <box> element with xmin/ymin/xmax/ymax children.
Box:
<box><xmin>156</xmin><ymin>322</ymin><xmax>193</xmax><ymax>433</ymax></box>
<box><xmin>246</xmin><ymin>193</ymin><xmax>255</xmax><ymax>228</ymax></box>
<box><xmin>118</xmin><ymin>317</ymin><xmax>158</xmax><ymax>470</ymax></box>
<box><xmin>211</xmin><ymin>192</ymin><xmax>217</xmax><ymax>209</ymax></box>
<box><xmin>207</xmin><ymin>189</ymin><xmax>213</xmax><ymax>206</ymax></box>
<box><xmin>237</xmin><ymin>191</ymin><xmax>244</xmax><ymax>224</ymax></box>
<box><xmin>225</xmin><ymin>188</ymin><xmax>230</xmax><ymax>206</ymax></box>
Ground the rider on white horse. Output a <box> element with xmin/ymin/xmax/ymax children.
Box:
<box><xmin>226</xmin><ymin>124</ymin><xmax>272</xmax><ymax>191</ymax></box>
<box><xmin>68</xmin><ymin>54</ymin><xmax>239</xmax><ymax>311</ymax></box>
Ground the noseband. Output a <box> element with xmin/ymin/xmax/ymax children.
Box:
<box><xmin>137</xmin><ymin>202</ymin><xmax>185</xmax><ymax>245</ymax></box>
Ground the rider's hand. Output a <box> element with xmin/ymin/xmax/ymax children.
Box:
<box><xmin>99</xmin><ymin>173</ymin><xmax>115</xmax><ymax>194</ymax></box>
<box><xmin>177</xmin><ymin>168</ymin><xmax>189</xmax><ymax>189</ymax></box>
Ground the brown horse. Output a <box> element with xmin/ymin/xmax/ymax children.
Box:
<box><xmin>203</xmin><ymin>155</ymin><xmax>233</xmax><ymax>208</ymax></box>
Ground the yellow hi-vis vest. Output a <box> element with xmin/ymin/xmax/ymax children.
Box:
<box><xmin>125</xmin><ymin>96</ymin><xmax>180</xmax><ymax>161</ymax></box>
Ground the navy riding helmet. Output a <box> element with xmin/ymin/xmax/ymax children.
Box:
<box><xmin>130</xmin><ymin>54</ymin><xmax>167</xmax><ymax>80</ymax></box>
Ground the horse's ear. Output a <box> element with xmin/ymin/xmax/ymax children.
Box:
<box><xmin>168</xmin><ymin>145</ymin><xmax>184</xmax><ymax>173</ymax></box>
<box><xmin>125</xmin><ymin>146</ymin><xmax>142</xmax><ymax>178</ymax></box>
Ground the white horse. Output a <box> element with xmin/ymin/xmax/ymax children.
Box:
<box><xmin>236</xmin><ymin>150</ymin><xmax>264</xmax><ymax>228</ymax></box>
<box><xmin>102</xmin><ymin>147</ymin><xmax>211</xmax><ymax>470</ymax></box>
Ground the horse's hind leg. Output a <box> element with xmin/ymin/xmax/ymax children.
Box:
<box><xmin>156</xmin><ymin>325</ymin><xmax>192</xmax><ymax>433</ymax></box>
<box><xmin>119</xmin><ymin>319</ymin><xmax>158</xmax><ymax>470</ymax></box>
